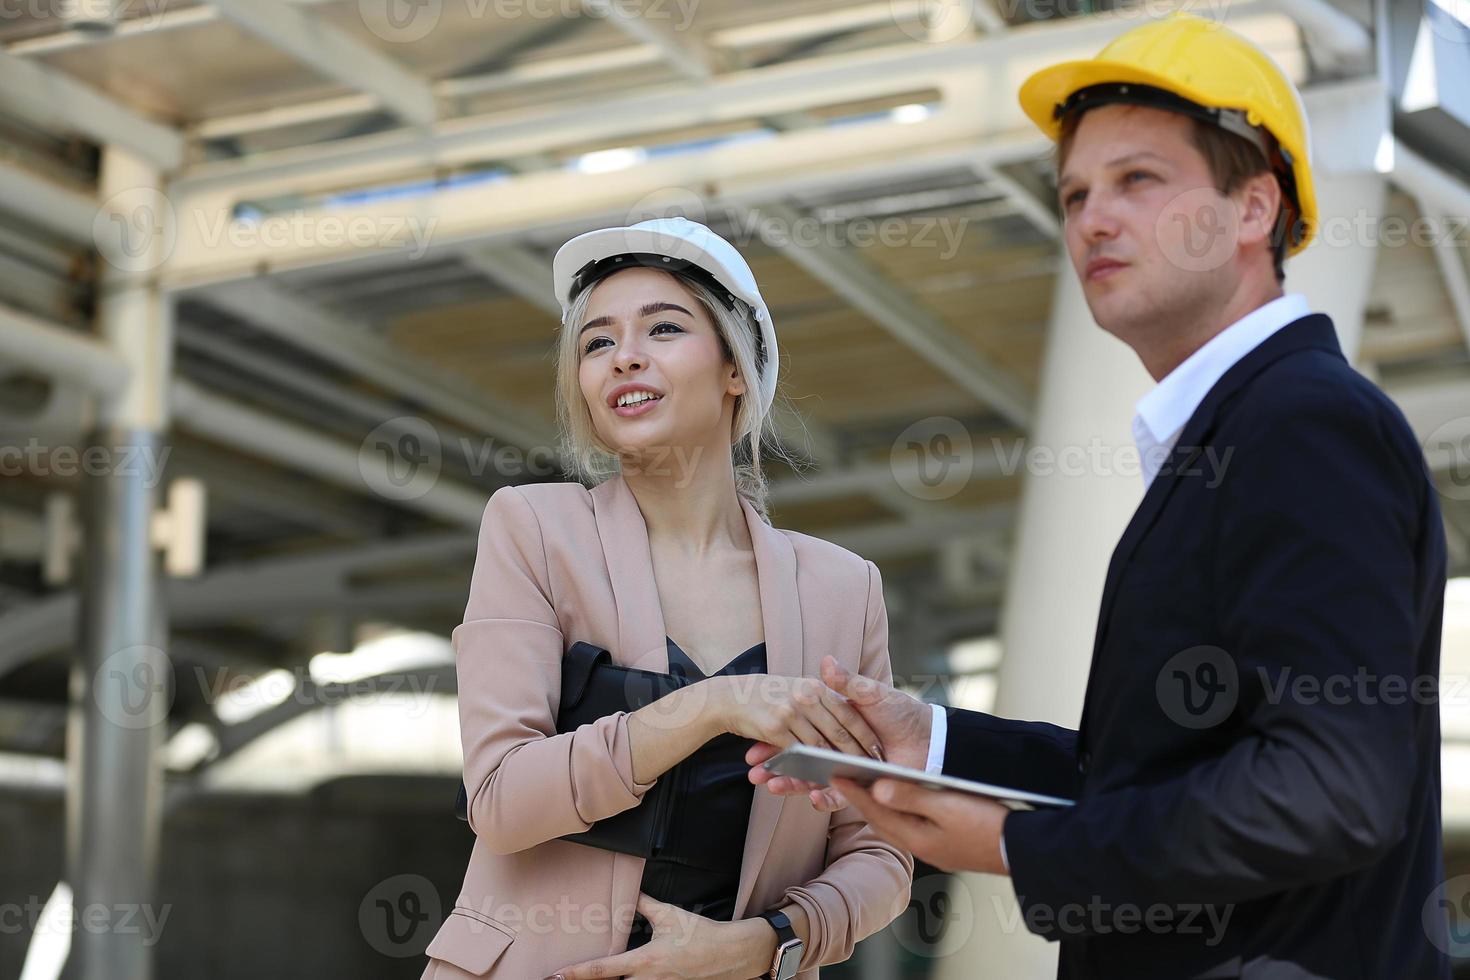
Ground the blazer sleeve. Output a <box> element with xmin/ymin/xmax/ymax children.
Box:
<box><xmin>777</xmin><ymin>559</ymin><xmax>916</xmax><ymax>970</ymax></box>
<box><xmin>454</xmin><ymin>485</ymin><xmax>659</xmax><ymax>854</ymax></box>
<box><xmin>1002</xmin><ymin>383</ymin><xmax>1428</xmax><ymax>938</ymax></box>
<box><xmin>941</xmin><ymin>708</ymin><xmax>1079</xmax><ymax>801</ymax></box>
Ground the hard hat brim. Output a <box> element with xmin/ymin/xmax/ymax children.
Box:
<box><xmin>1018</xmin><ymin>58</ymin><xmax>1318</xmax><ymax>256</ymax></box>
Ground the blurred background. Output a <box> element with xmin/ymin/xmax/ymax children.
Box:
<box><xmin>0</xmin><ymin>0</ymin><xmax>1467</xmax><ymax>976</ymax></box>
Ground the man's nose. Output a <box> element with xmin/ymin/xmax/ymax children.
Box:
<box><xmin>1073</xmin><ymin>188</ymin><xmax>1120</xmax><ymax>243</ymax></box>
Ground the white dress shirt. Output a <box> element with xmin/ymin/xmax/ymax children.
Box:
<box><xmin>922</xmin><ymin>292</ymin><xmax>1313</xmax><ymax>872</ymax></box>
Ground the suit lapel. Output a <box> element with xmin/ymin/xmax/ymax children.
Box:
<box><xmin>590</xmin><ymin>475</ymin><xmax>801</xmax><ymax>917</ymax></box>
<box><xmin>1078</xmin><ymin>314</ymin><xmax>1344</xmax><ymax>741</ymax></box>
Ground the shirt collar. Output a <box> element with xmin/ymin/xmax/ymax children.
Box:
<box><xmin>1134</xmin><ymin>293</ymin><xmax>1312</xmax><ymax>447</ymax></box>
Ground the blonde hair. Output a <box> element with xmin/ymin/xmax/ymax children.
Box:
<box><xmin>554</xmin><ymin>268</ymin><xmax>791</xmax><ymax>521</ymax></box>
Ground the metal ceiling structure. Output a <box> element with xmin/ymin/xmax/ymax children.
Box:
<box><xmin>0</xmin><ymin>0</ymin><xmax>1468</xmax><ymax>974</ymax></box>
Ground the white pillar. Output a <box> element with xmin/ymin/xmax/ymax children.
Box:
<box><xmin>935</xmin><ymin>269</ymin><xmax>1151</xmax><ymax>980</ymax></box>
<box><xmin>1283</xmin><ymin>170</ymin><xmax>1387</xmax><ymax>364</ymax></box>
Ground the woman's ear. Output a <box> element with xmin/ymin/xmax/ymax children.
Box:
<box><xmin>726</xmin><ymin>363</ymin><xmax>747</xmax><ymax>398</ymax></box>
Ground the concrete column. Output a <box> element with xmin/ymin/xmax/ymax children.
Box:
<box><xmin>65</xmin><ymin>144</ymin><xmax>175</xmax><ymax>980</ymax></box>
<box><xmin>1283</xmin><ymin>170</ymin><xmax>1387</xmax><ymax>364</ymax></box>
<box><xmin>934</xmin><ymin>269</ymin><xmax>1151</xmax><ymax>980</ymax></box>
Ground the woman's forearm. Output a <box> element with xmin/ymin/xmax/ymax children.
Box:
<box><xmin>626</xmin><ymin>680</ymin><xmax>728</xmax><ymax>785</ymax></box>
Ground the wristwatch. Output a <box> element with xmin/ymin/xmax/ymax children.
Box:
<box><xmin>757</xmin><ymin>909</ymin><xmax>803</xmax><ymax>980</ymax></box>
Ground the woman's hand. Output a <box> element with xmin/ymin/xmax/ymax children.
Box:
<box><xmin>550</xmin><ymin>894</ymin><xmax>779</xmax><ymax>980</ymax></box>
<box><xmin>704</xmin><ymin>671</ymin><xmax>884</xmax><ymax>763</ymax></box>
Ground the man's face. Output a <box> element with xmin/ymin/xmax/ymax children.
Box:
<box><xmin>1057</xmin><ymin>104</ymin><xmax>1239</xmax><ymax>343</ymax></box>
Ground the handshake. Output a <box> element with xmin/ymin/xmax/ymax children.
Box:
<box><xmin>740</xmin><ymin>656</ymin><xmax>932</xmax><ymax>812</ymax></box>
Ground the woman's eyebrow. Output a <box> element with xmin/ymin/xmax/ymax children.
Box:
<box><xmin>579</xmin><ymin>303</ymin><xmax>694</xmax><ymax>335</ymax></box>
<box><xmin>639</xmin><ymin>302</ymin><xmax>693</xmax><ymax>319</ymax></box>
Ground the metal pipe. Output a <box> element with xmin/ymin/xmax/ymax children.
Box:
<box><xmin>0</xmin><ymin>302</ymin><xmax>129</xmax><ymax>397</ymax></box>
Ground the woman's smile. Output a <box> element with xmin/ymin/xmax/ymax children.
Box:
<box><xmin>612</xmin><ymin>392</ymin><xmax>666</xmax><ymax>418</ymax></box>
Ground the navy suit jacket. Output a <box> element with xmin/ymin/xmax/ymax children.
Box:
<box><xmin>943</xmin><ymin>314</ymin><xmax>1451</xmax><ymax>978</ymax></box>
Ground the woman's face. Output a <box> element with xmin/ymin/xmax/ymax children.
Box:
<box><xmin>576</xmin><ymin>266</ymin><xmax>745</xmax><ymax>461</ymax></box>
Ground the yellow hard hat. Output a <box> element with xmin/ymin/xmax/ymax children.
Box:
<box><xmin>1018</xmin><ymin>12</ymin><xmax>1317</xmax><ymax>255</ymax></box>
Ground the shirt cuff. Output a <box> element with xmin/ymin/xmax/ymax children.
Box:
<box><xmin>924</xmin><ymin>703</ymin><xmax>947</xmax><ymax>774</ymax></box>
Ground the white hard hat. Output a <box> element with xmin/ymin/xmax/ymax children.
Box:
<box><xmin>552</xmin><ymin>217</ymin><xmax>779</xmax><ymax>416</ymax></box>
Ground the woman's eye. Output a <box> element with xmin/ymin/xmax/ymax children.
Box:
<box><xmin>1124</xmin><ymin>170</ymin><xmax>1154</xmax><ymax>185</ymax></box>
<box><xmin>1063</xmin><ymin>189</ymin><xmax>1086</xmax><ymax>209</ymax></box>
<box><xmin>651</xmin><ymin>321</ymin><xmax>683</xmax><ymax>335</ymax></box>
<box><xmin>583</xmin><ymin>337</ymin><xmax>610</xmax><ymax>354</ymax></box>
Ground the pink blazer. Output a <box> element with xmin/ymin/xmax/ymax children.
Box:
<box><xmin>421</xmin><ymin>474</ymin><xmax>913</xmax><ymax>979</ymax></box>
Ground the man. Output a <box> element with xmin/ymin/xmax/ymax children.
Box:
<box><xmin>749</xmin><ymin>13</ymin><xmax>1450</xmax><ymax>978</ymax></box>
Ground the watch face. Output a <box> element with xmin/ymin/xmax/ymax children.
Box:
<box><xmin>776</xmin><ymin>941</ymin><xmax>803</xmax><ymax>978</ymax></box>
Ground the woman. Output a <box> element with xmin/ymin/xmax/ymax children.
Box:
<box><xmin>421</xmin><ymin>217</ymin><xmax>913</xmax><ymax>980</ymax></box>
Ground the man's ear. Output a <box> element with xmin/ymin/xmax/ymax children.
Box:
<box><xmin>1235</xmin><ymin>171</ymin><xmax>1283</xmax><ymax>252</ymax></box>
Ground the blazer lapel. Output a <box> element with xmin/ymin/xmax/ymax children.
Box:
<box><xmin>733</xmin><ymin>493</ymin><xmax>801</xmax><ymax>919</ymax></box>
<box><xmin>590</xmin><ymin>476</ymin><xmax>669</xmax><ymax>672</ymax></box>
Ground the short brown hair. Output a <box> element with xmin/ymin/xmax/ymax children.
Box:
<box><xmin>1057</xmin><ymin>109</ymin><xmax>1289</xmax><ymax>283</ymax></box>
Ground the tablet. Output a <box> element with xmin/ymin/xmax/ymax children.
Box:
<box><xmin>762</xmin><ymin>744</ymin><xmax>1075</xmax><ymax>810</ymax></box>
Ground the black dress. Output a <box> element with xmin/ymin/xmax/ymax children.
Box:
<box><xmin>624</xmin><ymin>635</ymin><xmax>766</xmax><ymax>951</ymax></box>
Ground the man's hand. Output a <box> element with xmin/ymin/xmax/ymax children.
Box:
<box><xmin>747</xmin><ymin>655</ymin><xmax>935</xmax><ymax>812</ymax></box>
<box><xmin>830</xmin><ymin>776</ymin><xmax>1010</xmax><ymax>875</ymax></box>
